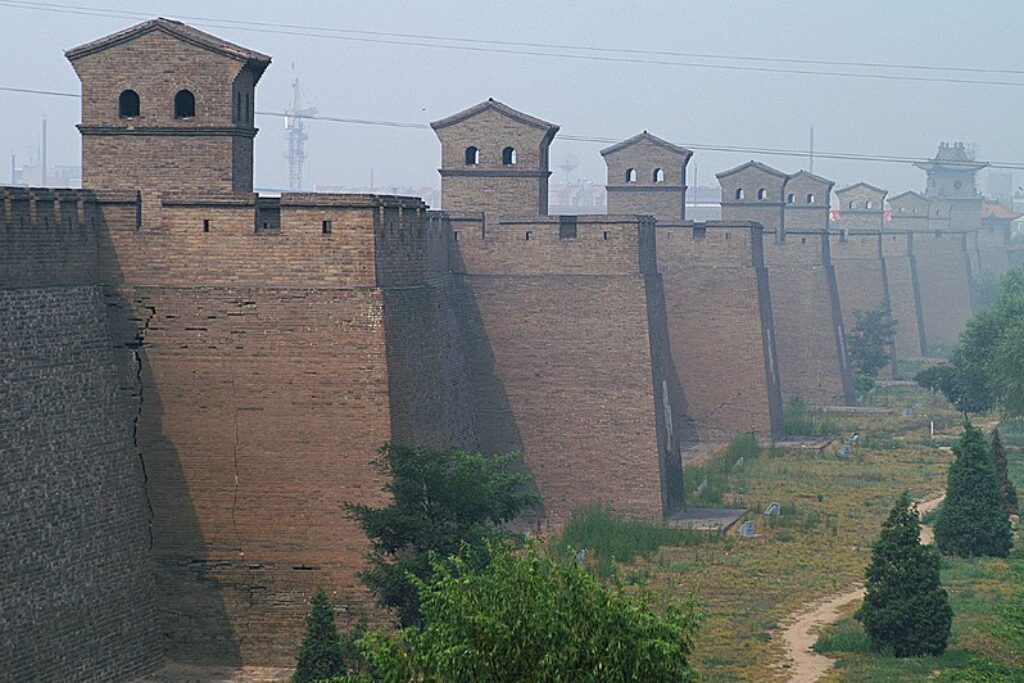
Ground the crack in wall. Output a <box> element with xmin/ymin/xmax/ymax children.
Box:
<box><xmin>128</xmin><ymin>300</ymin><xmax>157</xmax><ymax>550</ymax></box>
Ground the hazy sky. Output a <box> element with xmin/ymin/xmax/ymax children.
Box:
<box><xmin>2</xmin><ymin>0</ymin><xmax>1023</xmax><ymax>200</ymax></box>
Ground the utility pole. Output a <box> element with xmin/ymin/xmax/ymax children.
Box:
<box><xmin>284</xmin><ymin>69</ymin><xmax>316</xmax><ymax>191</ymax></box>
<box><xmin>809</xmin><ymin>125</ymin><xmax>815</xmax><ymax>174</ymax></box>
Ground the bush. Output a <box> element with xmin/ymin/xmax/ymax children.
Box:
<box><xmin>855</xmin><ymin>493</ymin><xmax>952</xmax><ymax>657</ymax></box>
<box><xmin>559</xmin><ymin>505</ymin><xmax>712</xmax><ymax>580</ymax></box>
<box><xmin>344</xmin><ymin>444</ymin><xmax>538</xmax><ymax>626</ymax></box>
<box><xmin>359</xmin><ymin>543</ymin><xmax>702</xmax><ymax>682</ymax></box>
<box><xmin>990</xmin><ymin>428</ymin><xmax>1019</xmax><ymax>516</ymax></box>
<box><xmin>684</xmin><ymin>433</ymin><xmax>761</xmax><ymax>506</ymax></box>
<box><xmin>934</xmin><ymin>422</ymin><xmax>1013</xmax><ymax>558</ymax></box>
<box><xmin>782</xmin><ymin>397</ymin><xmax>838</xmax><ymax>437</ymax></box>
<box><xmin>847</xmin><ymin>307</ymin><xmax>897</xmax><ymax>380</ymax></box>
<box><xmin>293</xmin><ymin>588</ymin><xmax>345</xmax><ymax>683</ymax></box>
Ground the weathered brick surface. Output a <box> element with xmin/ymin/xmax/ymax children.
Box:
<box><xmin>450</xmin><ymin>215</ymin><xmax>685</xmax><ymax>520</ymax></box>
<box><xmin>1</xmin><ymin>225</ymin><xmax>161</xmax><ymax>680</ymax></box>
<box><xmin>761</xmin><ymin>232</ymin><xmax>854</xmax><ymax>406</ymax></box>
<box><xmin>881</xmin><ymin>232</ymin><xmax>928</xmax><ymax>358</ymax></box>
<box><xmin>656</xmin><ymin>223</ymin><xmax>782</xmax><ymax>439</ymax></box>
<box><xmin>602</xmin><ymin>133</ymin><xmax>691</xmax><ymax>222</ymax></box>
<box><xmin>974</xmin><ymin>223</ymin><xmax>1011</xmax><ymax>274</ymax></box>
<box><xmin>829</xmin><ymin>231</ymin><xmax>897</xmax><ymax>376</ymax></box>
<box><xmin>909</xmin><ymin>231</ymin><xmax>975</xmax><ymax>349</ymax></box>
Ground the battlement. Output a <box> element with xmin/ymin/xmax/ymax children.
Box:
<box><xmin>449</xmin><ymin>213</ymin><xmax>657</xmax><ymax>276</ymax></box>
<box><xmin>656</xmin><ymin>221</ymin><xmax>763</xmax><ymax>269</ymax></box>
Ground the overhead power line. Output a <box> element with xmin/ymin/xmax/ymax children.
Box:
<box><xmin>5</xmin><ymin>82</ymin><xmax>1024</xmax><ymax>170</ymax></box>
<box><xmin>3</xmin><ymin>0</ymin><xmax>1024</xmax><ymax>88</ymax></box>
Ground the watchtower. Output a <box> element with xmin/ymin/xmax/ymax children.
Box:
<box><xmin>431</xmin><ymin>99</ymin><xmax>558</xmax><ymax>222</ymax></box>
<box><xmin>914</xmin><ymin>142</ymin><xmax>987</xmax><ymax>231</ymax></box>
<box><xmin>600</xmin><ymin>132</ymin><xmax>692</xmax><ymax>223</ymax></box>
<box><xmin>834</xmin><ymin>182</ymin><xmax>887</xmax><ymax>231</ymax></box>
<box><xmin>888</xmin><ymin>191</ymin><xmax>932</xmax><ymax>232</ymax></box>
<box><xmin>717</xmin><ymin>161</ymin><xmax>788</xmax><ymax>235</ymax></box>
<box><xmin>66</xmin><ymin>18</ymin><xmax>270</xmax><ymax>195</ymax></box>
<box><xmin>783</xmin><ymin>170</ymin><xmax>833</xmax><ymax>230</ymax></box>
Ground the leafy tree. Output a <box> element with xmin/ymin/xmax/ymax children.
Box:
<box><xmin>345</xmin><ymin>444</ymin><xmax>538</xmax><ymax>626</ymax></box>
<box><xmin>855</xmin><ymin>493</ymin><xmax>952</xmax><ymax>657</ymax></box>
<box><xmin>293</xmin><ymin>588</ymin><xmax>345</xmax><ymax>683</ymax></box>
<box><xmin>846</xmin><ymin>307</ymin><xmax>897</xmax><ymax>382</ymax></box>
<box><xmin>990</xmin><ymin>428</ymin><xmax>1019</xmax><ymax>516</ymax></box>
<box><xmin>973</xmin><ymin>268</ymin><xmax>1001</xmax><ymax>310</ymax></box>
<box><xmin>358</xmin><ymin>543</ymin><xmax>701</xmax><ymax>682</ymax></box>
<box><xmin>993</xmin><ymin>317</ymin><xmax>1024</xmax><ymax>417</ymax></box>
<box><xmin>934</xmin><ymin>422</ymin><xmax>1013</xmax><ymax>557</ymax></box>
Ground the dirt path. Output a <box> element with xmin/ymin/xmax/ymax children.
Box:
<box><xmin>778</xmin><ymin>492</ymin><xmax>945</xmax><ymax>682</ymax></box>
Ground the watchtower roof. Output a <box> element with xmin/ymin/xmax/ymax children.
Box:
<box><xmin>600</xmin><ymin>131</ymin><xmax>693</xmax><ymax>159</ymax></box>
<box><xmin>65</xmin><ymin>17</ymin><xmax>271</xmax><ymax>81</ymax></box>
<box><xmin>787</xmin><ymin>169</ymin><xmax>834</xmax><ymax>190</ymax></box>
<box><xmin>835</xmin><ymin>181</ymin><xmax>888</xmax><ymax>198</ymax></box>
<box><xmin>716</xmin><ymin>160</ymin><xmax>788</xmax><ymax>180</ymax></box>
<box><xmin>430</xmin><ymin>98</ymin><xmax>559</xmax><ymax>133</ymax></box>
<box><xmin>888</xmin><ymin>190</ymin><xmax>928</xmax><ymax>203</ymax></box>
<box><xmin>912</xmin><ymin>142</ymin><xmax>988</xmax><ymax>173</ymax></box>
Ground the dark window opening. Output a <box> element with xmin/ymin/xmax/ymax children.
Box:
<box><xmin>603</xmin><ymin>231</ymin><xmax>609</xmax><ymax>240</ymax></box>
<box><xmin>119</xmin><ymin>89</ymin><xmax>140</xmax><ymax>118</ymax></box>
<box><xmin>464</xmin><ymin>146</ymin><xmax>479</xmax><ymax>166</ymax></box>
<box><xmin>174</xmin><ymin>90</ymin><xmax>195</xmax><ymax>118</ymax></box>
<box><xmin>653</xmin><ymin>168</ymin><xmax>665</xmax><ymax>183</ymax></box>
<box><xmin>625</xmin><ymin>168</ymin><xmax>637</xmax><ymax>183</ymax></box>
<box><xmin>693</xmin><ymin>226</ymin><xmax>707</xmax><ymax>240</ymax></box>
<box><xmin>453</xmin><ymin>231</ymin><xmax>460</xmax><ymax>241</ymax></box>
<box><xmin>840</xmin><ymin>229</ymin><xmax>848</xmax><ymax>242</ymax></box>
<box><xmin>502</xmin><ymin>146</ymin><xmax>516</xmax><ymax>165</ymax></box>
<box><xmin>203</xmin><ymin>219</ymin><xmax>210</xmax><ymax>233</ymax></box>
<box><xmin>559</xmin><ymin>216</ymin><xmax>578</xmax><ymax>240</ymax></box>
<box><xmin>806</xmin><ymin>193</ymin><xmax>815</xmax><ymax>204</ymax></box>
<box><xmin>525</xmin><ymin>231</ymin><xmax>532</xmax><ymax>241</ymax></box>
<box><xmin>757</xmin><ymin>188</ymin><xmax>768</xmax><ymax>200</ymax></box>
<box><xmin>322</xmin><ymin>219</ymin><xmax>332</xmax><ymax>234</ymax></box>
<box><xmin>787</xmin><ymin>193</ymin><xmax>795</xmax><ymax>203</ymax></box>
<box><xmin>735</xmin><ymin>188</ymin><xmax>745</xmax><ymax>200</ymax></box>
<box><xmin>801</xmin><ymin>237</ymin><xmax>807</xmax><ymax>244</ymax></box>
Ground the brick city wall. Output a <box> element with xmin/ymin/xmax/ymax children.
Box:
<box><xmin>0</xmin><ymin>188</ymin><xmax>162</xmax><ymax>681</ymax></box>
<box><xmin>656</xmin><ymin>222</ymin><xmax>782</xmax><ymax>440</ymax></box>
<box><xmin>975</xmin><ymin>224</ymin><xmax>1011</xmax><ymax>275</ymax></box>
<box><xmin>449</xmin><ymin>215</ymin><xmax>684</xmax><ymax>520</ymax></box>
<box><xmin>911</xmin><ymin>231</ymin><xmax>975</xmax><ymax>349</ymax></box>
<box><xmin>829</xmin><ymin>231</ymin><xmax>897</xmax><ymax>376</ymax></box>
<box><xmin>881</xmin><ymin>232</ymin><xmax>928</xmax><ymax>358</ymax></box>
<box><xmin>762</xmin><ymin>231</ymin><xmax>854</xmax><ymax>406</ymax></box>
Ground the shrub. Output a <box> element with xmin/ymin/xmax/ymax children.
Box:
<box><xmin>934</xmin><ymin>422</ymin><xmax>1013</xmax><ymax>558</ymax></box>
<box><xmin>990</xmin><ymin>428</ymin><xmax>1019</xmax><ymax>516</ymax></box>
<box><xmin>855</xmin><ymin>493</ymin><xmax>952</xmax><ymax>657</ymax></box>
<box><xmin>847</xmin><ymin>307</ymin><xmax>897</xmax><ymax>380</ymax></box>
<box><xmin>359</xmin><ymin>543</ymin><xmax>702</xmax><ymax>682</ymax></box>
<box><xmin>684</xmin><ymin>433</ymin><xmax>761</xmax><ymax>506</ymax></box>
<box><xmin>782</xmin><ymin>397</ymin><xmax>838</xmax><ymax>437</ymax></box>
<box><xmin>344</xmin><ymin>444</ymin><xmax>538</xmax><ymax>626</ymax></box>
<box><xmin>293</xmin><ymin>588</ymin><xmax>345</xmax><ymax>683</ymax></box>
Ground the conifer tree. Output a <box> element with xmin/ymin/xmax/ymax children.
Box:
<box><xmin>856</xmin><ymin>493</ymin><xmax>952</xmax><ymax>657</ymax></box>
<box><xmin>934</xmin><ymin>422</ymin><xmax>1013</xmax><ymax>558</ymax></box>
<box><xmin>293</xmin><ymin>587</ymin><xmax>345</xmax><ymax>683</ymax></box>
<box><xmin>990</xmin><ymin>428</ymin><xmax>1019</xmax><ymax>516</ymax></box>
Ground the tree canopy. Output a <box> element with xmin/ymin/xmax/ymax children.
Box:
<box><xmin>856</xmin><ymin>493</ymin><xmax>952</xmax><ymax>657</ymax></box>
<box><xmin>345</xmin><ymin>444</ymin><xmax>538</xmax><ymax>626</ymax></box>
<box><xmin>293</xmin><ymin>587</ymin><xmax>345</xmax><ymax>683</ymax></box>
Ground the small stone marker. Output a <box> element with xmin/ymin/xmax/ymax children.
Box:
<box><xmin>764</xmin><ymin>501</ymin><xmax>781</xmax><ymax>516</ymax></box>
<box><xmin>575</xmin><ymin>548</ymin><xmax>588</xmax><ymax>567</ymax></box>
<box><xmin>732</xmin><ymin>456</ymin><xmax>744</xmax><ymax>470</ymax></box>
<box><xmin>738</xmin><ymin>520</ymin><xmax>756</xmax><ymax>537</ymax></box>
<box><xmin>837</xmin><ymin>444</ymin><xmax>852</xmax><ymax>460</ymax></box>
<box><xmin>696</xmin><ymin>478</ymin><xmax>708</xmax><ymax>495</ymax></box>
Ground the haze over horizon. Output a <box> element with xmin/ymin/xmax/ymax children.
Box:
<box><xmin>2</xmin><ymin>0</ymin><xmax>1023</xmax><ymax>200</ymax></box>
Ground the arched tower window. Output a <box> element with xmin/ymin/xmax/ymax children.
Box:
<box><xmin>787</xmin><ymin>193</ymin><xmax>795</xmax><ymax>204</ymax></box>
<box><xmin>757</xmin><ymin>188</ymin><xmax>768</xmax><ymax>200</ymax></box>
<box><xmin>653</xmin><ymin>168</ymin><xmax>665</xmax><ymax>183</ymax></box>
<box><xmin>806</xmin><ymin>193</ymin><xmax>816</xmax><ymax>204</ymax></box>
<box><xmin>866</xmin><ymin>200</ymin><xmax>873</xmax><ymax>209</ymax></box>
<box><xmin>625</xmin><ymin>168</ymin><xmax>637</xmax><ymax>183</ymax></box>
<box><xmin>174</xmin><ymin>90</ymin><xmax>195</xmax><ymax>119</ymax></box>
<box><xmin>464</xmin><ymin>146</ymin><xmax>480</xmax><ymax>166</ymax></box>
<box><xmin>848</xmin><ymin>200</ymin><xmax>856</xmax><ymax>209</ymax></box>
<box><xmin>118</xmin><ymin>89</ymin><xmax>140</xmax><ymax>118</ymax></box>
<box><xmin>502</xmin><ymin>146</ymin><xmax>517</xmax><ymax>165</ymax></box>
<box><xmin>735</xmin><ymin>188</ymin><xmax>745</xmax><ymax>200</ymax></box>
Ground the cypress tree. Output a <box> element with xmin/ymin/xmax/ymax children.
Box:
<box><xmin>990</xmin><ymin>428</ymin><xmax>1019</xmax><ymax>516</ymax></box>
<box><xmin>934</xmin><ymin>422</ymin><xmax>1013</xmax><ymax>558</ymax></box>
<box><xmin>856</xmin><ymin>493</ymin><xmax>952</xmax><ymax>657</ymax></box>
<box><xmin>293</xmin><ymin>587</ymin><xmax>345</xmax><ymax>683</ymax></box>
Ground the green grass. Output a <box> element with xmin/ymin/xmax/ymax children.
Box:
<box><xmin>684</xmin><ymin>433</ymin><xmax>764</xmax><ymax>506</ymax></box>
<box><xmin>556</xmin><ymin>504</ymin><xmax>715</xmax><ymax>580</ymax></box>
<box><xmin>783</xmin><ymin>397</ymin><xmax>840</xmax><ymax>437</ymax></box>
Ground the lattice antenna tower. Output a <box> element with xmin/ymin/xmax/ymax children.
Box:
<box><xmin>284</xmin><ymin>68</ymin><xmax>317</xmax><ymax>191</ymax></box>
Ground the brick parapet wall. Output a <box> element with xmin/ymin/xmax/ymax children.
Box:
<box><xmin>656</xmin><ymin>222</ymin><xmax>783</xmax><ymax>439</ymax></box>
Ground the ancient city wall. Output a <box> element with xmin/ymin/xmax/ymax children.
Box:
<box><xmin>912</xmin><ymin>231</ymin><xmax>974</xmax><ymax>349</ymax></box>
<box><xmin>762</xmin><ymin>231</ymin><xmax>854</xmax><ymax>406</ymax></box>
<box><xmin>449</xmin><ymin>215</ymin><xmax>685</xmax><ymax>520</ymax></box>
<box><xmin>881</xmin><ymin>232</ymin><xmax>928</xmax><ymax>359</ymax></box>
<box><xmin>829</xmin><ymin>231</ymin><xmax>897</xmax><ymax>376</ymax></box>
<box><xmin>975</xmin><ymin>224</ymin><xmax>1011</xmax><ymax>275</ymax></box>
<box><xmin>656</xmin><ymin>222</ymin><xmax>782</xmax><ymax>440</ymax></box>
<box><xmin>60</xmin><ymin>190</ymin><xmax>471</xmax><ymax>666</ymax></box>
<box><xmin>0</xmin><ymin>188</ymin><xmax>162</xmax><ymax>681</ymax></box>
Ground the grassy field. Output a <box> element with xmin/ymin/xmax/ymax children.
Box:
<box><xmin>553</xmin><ymin>384</ymin><xmax>1002</xmax><ymax>681</ymax></box>
<box><xmin>813</xmin><ymin>419</ymin><xmax>1024</xmax><ymax>682</ymax></box>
